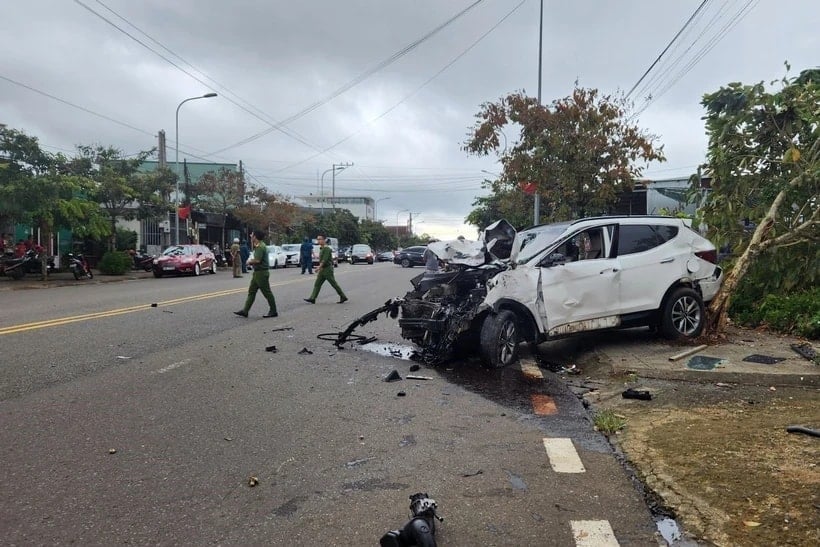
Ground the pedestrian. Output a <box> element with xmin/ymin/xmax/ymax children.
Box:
<box><xmin>304</xmin><ymin>234</ymin><xmax>348</xmax><ymax>304</ymax></box>
<box><xmin>230</xmin><ymin>237</ymin><xmax>242</xmax><ymax>278</ymax></box>
<box><xmin>299</xmin><ymin>236</ymin><xmax>314</xmax><ymax>274</ymax></box>
<box><xmin>234</xmin><ymin>229</ymin><xmax>278</xmax><ymax>318</ymax></box>
<box><xmin>240</xmin><ymin>239</ymin><xmax>250</xmax><ymax>274</ymax></box>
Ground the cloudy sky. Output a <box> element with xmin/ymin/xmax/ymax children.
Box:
<box><xmin>1</xmin><ymin>0</ymin><xmax>817</xmax><ymax>239</ymax></box>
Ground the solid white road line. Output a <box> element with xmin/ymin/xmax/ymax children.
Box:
<box><xmin>542</xmin><ymin>437</ymin><xmax>586</xmax><ymax>473</ymax></box>
<box><xmin>570</xmin><ymin>520</ymin><xmax>619</xmax><ymax>546</ymax></box>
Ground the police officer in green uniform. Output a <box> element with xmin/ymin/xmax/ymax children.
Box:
<box><xmin>234</xmin><ymin>230</ymin><xmax>278</xmax><ymax>318</ymax></box>
<box><xmin>303</xmin><ymin>234</ymin><xmax>348</xmax><ymax>304</ymax></box>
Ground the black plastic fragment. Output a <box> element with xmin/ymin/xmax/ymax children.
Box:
<box><xmin>622</xmin><ymin>388</ymin><xmax>652</xmax><ymax>400</ymax></box>
<box><xmin>409</xmin><ymin>364</ymin><xmax>420</xmax><ymax>372</ymax></box>
<box><xmin>298</xmin><ymin>347</ymin><xmax>313</xmax><ymax>355</ymax></box>
<box><xmin>150</xmin><ymin>303</ymin><xmax>158</xmax><ymax>307</ymax></box>
<box><xmin>790</xmin><ymin>343</ymin><xmax>817</xmax><ymax>362</ymax></box>
<box><xmin>384</xmin><ymin>370</ymin><xmax>402</xmax><ymax>382</ymax></box>
<box><xmin>742</xmin><ymin>354</ymin><xmax>785</xmax><ymax>365</ymax></box>
<box><xmin>786</xmin><ymin>425</ymin><xmax>820</xmax><ymax>438</ymax></box>
<box><xmin>396</xmin><ymin>391</ymin><xmax>406</xmax><ymax>397</ymax></box>
<box><xmin>265</xmin><ymin>345</ymin><xmax>278</xmax><ymax>353</ymax></box>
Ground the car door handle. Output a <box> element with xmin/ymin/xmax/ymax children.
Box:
<box><xmin>600</xmin><ymin>268</ymin><xmax>619</xmax><ymax>274</ymax></box>
<box><xmin>660</xmin><ymin>257</ymin><xmax>675</xmax><ymax>264</ymax></box>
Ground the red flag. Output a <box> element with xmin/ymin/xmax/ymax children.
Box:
<box><xmin>178</xmin><ymin>206</ymin><xmax>191</xmax><ymax>220</ymax></box>
<box><xmin>519</xmin><ymin>181</ymin><xmax>537</xmax><ymax>195</ymax></box>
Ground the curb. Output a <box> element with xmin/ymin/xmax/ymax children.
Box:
<box><xmin>0</xmin><ymin>272</ymin><xmax>154</xmax><ymax>291</ymax></box>
<box><xmin>611</xmin><ymin>362</ymin><xmax>819</xmax><ymax>388</ymax></box>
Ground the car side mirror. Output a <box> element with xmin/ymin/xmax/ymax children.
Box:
<box><xmin>541</xmin><ymin>252</ymin><xmax>567</xmax><ymax>268</ymax></box>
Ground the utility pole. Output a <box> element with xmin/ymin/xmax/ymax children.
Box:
<box><xmin>239</xmin><ymin>160</ymin><xmax>245</xmax><ymax>204</ymax></box>
<box><xmin>533</xmin><ymin>0</ymin><xmax>543</xmax><ymax>226</ymax></box>
<box><xmin>331</xmin><ymin>161</ymin><xmax>353</xmax><ymax>210</ymax></box>
<box><xmin>158</xmin><ymin>130</ymin><xmax>167</xmax><ymax>168</ymax></box>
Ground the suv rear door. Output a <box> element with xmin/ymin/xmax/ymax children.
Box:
<box><xmin>615</xmin><ymin>221</ymin><xmax>686</xmax><ymax>314</ymax></box>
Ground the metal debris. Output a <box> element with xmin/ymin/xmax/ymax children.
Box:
<box><xmin>248</xmin><ymin>476</ymin><xmax>259</xmax><ymax>487</ymax></box>
<box><xmin>406</xmin><ymin>375</ymin><xmax>433</xmax><ymax>381</ymax></box>
<box><xmin>742</xmin><ymin>354</ymin><xmax>785</xmax><ymax>364</ymax></box>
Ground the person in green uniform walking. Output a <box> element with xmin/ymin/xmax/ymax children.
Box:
<box><xmin>234</xmin><ymin>230</ymin><xmax>278</xmax><ymax>318</ymax></box>
<box><xmin>304</xmin><ymin>234</ymin><xmax>348</xmax><ymax>304</ymax></box>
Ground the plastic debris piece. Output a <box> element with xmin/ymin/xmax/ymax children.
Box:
<box><xmin>409</xmin><ymin>364</ymin><xmax>420</xmax><ymax>372</ymax></box>
<box><xmin>622</xmin><ymin>388</ymin><xmax>652</xmax><ymax>400</ymax></box>
<box><xmin>743</xmin><ymin>521</ymin><xmax>761</xmax><ymax>527</ymax></box>
<box><xmin>742</xmin><ymin>354</ymin><xmax>785</xmax><ymax>364</ymax></box>
<box><xmin>108</xmin><ymin>448</ymin><xmax>117</xmax><ymax>454</ymax></box>
<box><xmin>397</xmin><ymin>391</ymin><xmax>406</xmax><ymax>397</ymax></box>
<box><xmin>116</xmin><ymin>356</ymin><xmax>131</xmax><ymax>360</ymax></box>
<box><xmin>461</xmin><ymin>469</ymin><xmax>483</xmax><ymax>477</ymax></box>
<box><xmin>268</xmin><ymin>327</ymin><xmax>294</xmax><ymax>332</ymax></box>
<box><xmin>384</xmin><ymin>370</ymin><xmax>402</xmax><ymax>382</ymax></box>
<box><xmin>298</xmin><ymin>347</ymin><xmax>313</xmax><ymax>355</ymax></box>
<box><xmin>162</xmin><ymin>309</ymin><xmax>173</xmax><ymax>314</ymax></box>
<box><xmin>265</xmin><ymin>345</ymin><xmax>278</xmax><ymax>353</ymax></box>
<box><xmin>150</xmin><ymin>303</ymin><xmax>158</xmax><ymax>307</ymax></box>
<box><xmin>248</xmin><ymin>476</ymin><xmax>259</xmax><ymax>487</ymax></box>
<box><xmin>790</xmin><ymin>342</ymin><xmax>817</xmax><ymax>361</ymax></box>
<box><xmin>406</xmin><ymin>375</ymin><xmax>433</xmax><ymax>380</ymax></box>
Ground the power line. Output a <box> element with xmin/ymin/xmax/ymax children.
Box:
<box><xmin>625</xmin><ymin>0</ymin><xmax>709</xmax><ymax>99</ymax></box>
<box><xmin>208</xmin><ymin>0</ymin><xmax>487</xmax><ymax>156</ymax></box>
<box><xmin>274</xmin><ymin>0</ymin><xmax>528</xmax><ymax>173</ymax></box>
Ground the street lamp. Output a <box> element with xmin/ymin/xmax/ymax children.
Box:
<box><xmin>175</xmin><ymin>92</ymin><xmax>217</xmax><ymax>245</ymax></box>
<box><xmin>319</xmin><ymin>162</ymin><xmax>353</xmax><ymax>215</ymax></box>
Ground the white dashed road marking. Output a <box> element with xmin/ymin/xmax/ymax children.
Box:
<box><xmin>154</xmin><ymin>359</ymin><xmax>192</xmax><ymax>375</ymax></box>
<box><xmin>542</xmin><ymin>437</ymin><xmax>586</xmax><ymax>473</ymax></box>
<box><xmin>570</xmin><ymin>520</ymin><xmax>619</xmax><ymax>546</ymax></box>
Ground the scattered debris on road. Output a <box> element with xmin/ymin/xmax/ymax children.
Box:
<box><xmin>345</xmin><ymin>457</ymin><xmax>374</xmax><ymax>469</ymax></box>
<box><xmin>790</xmin><ymin>342</ymin><xmax>817</xmax><ymax>362</ymax></box>
<box><xmin>409</xmin><ymin>364</ymin><xmax>420</xmax><ymax>372</ymax></box>
<box><xmin>150</xmin><ymin>303</ymin><xmax>157</xmax><ymax>307</ymax></box>
<box><xmin>265</xmin><ymin>345</ymin><xmax>277</xmax><ymax>353</ymax></box>
<box><xmin>622</xmin><ymin>388</ymin><xmax>652</xmax><ymax>400</ymax></box>
<box><xmin>380</xmin><ymin>493</ymin><xmax>443</xmax><ymax>546</ymax></box>
<box><xmin>396</xmin><ymin>391</ymin><xmax>406</xmax><ymax>397</ymax></box>
<box><xmin>785</xmin><ymin>425</ymin><xmax>820</xmax><ymax>438</ymax></box>
<box><xmin>247</xmin><ymin>476</ymin><xmax>259</xmax><ymax>487</ymax></box>
<box><xmin>461</xmin><ymin>469</ymin><xmax>483</xmax><ymax>478</ymax></box>
<box><xmin>108</xmin><ymin>448</ymin><xmax>117</xmax><ymax>454</ymax></box>
<box><xmin>116</xmin><ymin>355</ymin><xmax>131</xmax><ymax>360</ymax></box>
<box><xmin>297</xmin><ymin>347</ymin><xmax>313</xmax><ymax>355</ymax></box>
<box><xmin>268</xmin><ymin>327</ymin><xmax>294</xmax><ymax>333</ymax></box>
<box><xmin>406</xmin><ymin>375</ymin><xmax>433</xmax><ymax>381</ymax></box>
<box><xmin>686</xmin><ymin>355</ymin><xmax>724</xmax><ymax>370</ymax></box>
<box><xmin>384</xmin><ymin>370</ymin><xmax>402</xmax><ymax>382</ymax></box>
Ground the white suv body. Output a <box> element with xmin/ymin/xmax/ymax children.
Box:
<box><xmin>480</xmin><ymin>216</ymin><xmax>722</xmax><ymax>363</ymax></box>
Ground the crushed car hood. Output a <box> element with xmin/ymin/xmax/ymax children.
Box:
<box><xmin>427</xmin><ymin>219</ymin><xmax>516</xmax><ymax>266</ymax></box>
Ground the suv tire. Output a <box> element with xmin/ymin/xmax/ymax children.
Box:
<box><xmin>401</xmin><ymin>258</ymin><xmax>411</xmax><ymax>268</ymax></box>
<box><xmin>480</xmin><ymin>310</ymin><xmax>519</xmax><ymax>368</ymax></box>
<box><xmin>661</xmin><ymin>287</ymin><xmax>705</xmax><ymax>339</ymax></box>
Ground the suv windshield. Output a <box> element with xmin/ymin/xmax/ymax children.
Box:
<box><xmin>162</xmin><ymin>246</ymin><xmax>188</xmax><ymax>256</ymax></box>
<box><xmin>511</xmin><ymin>223</ymin><xmax>571</xmax><ymax>264</ymax></box>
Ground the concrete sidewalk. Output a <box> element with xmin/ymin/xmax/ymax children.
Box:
<box><xmin>602</xmin><ymin>328</ymin><xmax>819</xmax><ymax>387</ymax></box>
<box><xmin>0</xmin><ymin>269</ymin><xmax>156</xmax><ymax>291</ymax></box>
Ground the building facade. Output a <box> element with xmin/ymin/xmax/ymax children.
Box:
<box><xmin>297</xmin><ymin>195</ymin><xmax>375</xmax><ymax>221</ymax></box>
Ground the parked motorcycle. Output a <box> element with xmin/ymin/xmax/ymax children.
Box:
<box><xmin>131</xmin><ymin>250</ymin><xmax>154</xmax><ymax>271</ymax></box>
<box><xmin>0</xmin><ymin>249</ymin><xmax>52</xmax><ymax>279</ymax></box>
<box><xmin>67</xmin><ymin>253</ymin><xmax>94</xmax><ymax>280</ymax></box>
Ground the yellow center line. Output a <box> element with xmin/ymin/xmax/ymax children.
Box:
<box><xmin>0</xmin><ymin>273</ymin><xmax>335</xmax><ymax>336</ymax></box>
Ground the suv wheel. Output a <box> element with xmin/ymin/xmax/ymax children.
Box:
<box><xmin>401</xmin><ymin>258</ymin><xmax>411</xmax><ymax>268</ymax></box>
<box><xmin>480</xmin><ymin>310</ymin><xmax>519</xmax><ymax>368</ymax></box>
<box><xmin>661</xmin><ymin>287</ymin><xmax>705</xmax><ymax>339</ymax></box>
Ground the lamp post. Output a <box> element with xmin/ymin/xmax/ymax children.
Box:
<box><xmin>319</xmin><ymin>162</ymin><xmax>353</xmax><ymax>216</ymax></box>
<box><xmin>175</xmin><ymin>92</ymin><xmax>217</xmax><ymax>245</ymax></box>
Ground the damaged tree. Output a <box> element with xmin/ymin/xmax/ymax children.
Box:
<box><xmin>699</xmin><ymin>67</ymin><xmax>819</xmax><ymax>336</ymax></box>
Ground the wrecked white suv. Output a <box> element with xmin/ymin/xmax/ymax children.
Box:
<box><xmin>397</xmin><ymin>216</ymin><xmax>723</xmax><ymax>367</ymax></box>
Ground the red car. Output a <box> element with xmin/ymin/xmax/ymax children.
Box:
<box><xmin>152</xmin><ymin>244</ymin><xmax>217</xmax><ymax>277</ymax></box>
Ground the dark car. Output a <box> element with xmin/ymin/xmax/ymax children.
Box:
<box><xmin>393</xmin><ymin>246</ymin><xmax>426</xmax><ymax>268</ymax></box>
<box><xmin>376</xmin><ymin>250</ymin><xmax>395</xmax><ymax>262</ymax></box>
<box><xmin>348</xmin><ymin>244</ymin><xmax>374</xmax><ymax>264</ymax></box>
<box><xmin>153</xmin><ymin>244</ymin><xmax>217</xmax><ymax>277</ymax></box>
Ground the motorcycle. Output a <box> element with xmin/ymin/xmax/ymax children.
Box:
<box><xmin>131</xmin><ymin>250</ymin><xmax>154</xmax><ymax>272</ymax></box>
<box><xmin>0</xmin><ymin>249</ymin><xmax>53</xmax><ymax>279</ymax></box>
<box><xmin>67</xmin><ymin>253</ymin><xmax>94</xmax><ymax>280</ymax></box>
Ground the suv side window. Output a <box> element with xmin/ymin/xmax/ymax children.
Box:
<box><xmin>654</xmin><ymin>225</ymin><xmax>679</xmax><ymax>243</ymax></box>
<box><xmin>618</xmin><ymin>225</ymin><xmax>661</xmax><ymax>255</ymax></box>
<box><xmin>551</xmin><ymin>226</ymin><xmax>608</xmax><ymax>262</ymax></box>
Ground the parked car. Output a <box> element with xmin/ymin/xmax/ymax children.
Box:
<box><xmin>266</xmin><ymin>245</ymin><xmax>289</xmax><ymax>269</ymax></box>
<box><xmin>348</xmin><ymin>244</ymin><xmax>375</xmax><ymax>264</ymax></box>
<box><xmin>281</xmin><ymin>244</ymin><xmax>301</xmax><ymax>266</ymax></box>
<box><xmin>393</xmin><ymin>246</ymin><xmax>427</xmax><ymax>268</ymax></box>
<box><xmin>376</xmin><ymin>250</ymin><xmax>395</xmax><ymax>262</ymax></box>
<box><xmin>397</xmin><ymin>216</ymin><xmax>723</xmax><ymax>367</ymax></box>
<box><xmin>311</xmin><ymin>245</ymin><xmax>339</xmax><ymax>267</ymax></box>
<box><xmin>153</xmin><ymin>244</ymin><xmax>217</xmax><ymax>277</ymax></box>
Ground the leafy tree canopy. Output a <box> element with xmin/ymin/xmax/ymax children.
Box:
<box><xmin>464</xmin><ymin>86</ymin><xmax>665</xmax><ymax>228</ymax></box>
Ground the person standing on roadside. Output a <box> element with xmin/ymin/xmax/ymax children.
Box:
<box><xmin>304</xmin><ymin>234</ymin><xmax>347</xmax><ymax>304</ymax></box>
<box><xmin>239</xmin><ymin>239</ymin><xmax>250</xmax><ymax>274</ymax></box>
<box><xmin>299</xmin><ymin>236</ymin><xmax>314</xmax><ymax>275</ymax></box>
<box><xmin>234</xmin><ymin>230</ymin><xmax>278</xmax><ymax>318</ymax></box>
<box><xmin>230</xmin><ymin>237</ymin><xmax>242</xmax><ymax>278</ymax></box>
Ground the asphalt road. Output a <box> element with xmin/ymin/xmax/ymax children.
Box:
<box><xmin>0</xmin><ymin>263</ymin><xmax>659</xmax><ymax>545</ymax></box>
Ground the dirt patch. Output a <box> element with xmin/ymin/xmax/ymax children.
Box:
<box><xmin>609</xmin><ymin>389</ymin><xmax>819</xmax><ymax>546</ymax></box>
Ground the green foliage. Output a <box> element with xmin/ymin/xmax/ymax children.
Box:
<box><xmin>233</xmin><ymin>185</ymin><xmax>296</xmax><ymax>239</ymax></box>
<box><xmin>465</xmin><ymin>179</ymin><xmax>533</xmax><ymax>231</ymax></box>
<box><xmin>697</xmin><ymin>67</ymin><xmax>819</xmax><ymax>268</ymax></box>
<box><xmin>359</xmin><ymin>219</ymin><xmax>395</xmax><ymax>250</ymax></box>
<box><xmin>300</xmin><ymin>209</ymin><xmax>361</xmax><ymax>246</ymax></box>
<box><xmin>98</xmin><ymin>251</ymin><xmax>132</xmax><ymax>275</ymax></box>
<box><xmin>115</xmin><ymin>228</ymin><xmax>138</xmax><ymax>251</ymax></box>
<box><xmin>192</xmin><ymin>167</ymin><xmax>243</xmax><ymax>215</ymax></box>
<box><xmin>593</xmin><ymin>409</ymin><xmax>626</xmax><ymax>435</ymax></box>
<box><xmin>731</xmin><ymin>286</ymin><xmax>820</xmax><ymax>339</ymax></box>
<box><xmin>464</xmin><ymin>86</ymin><xmax>665</xmax><ymax>228</ymax></box>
